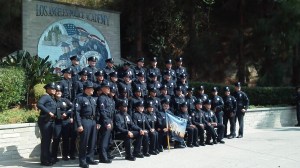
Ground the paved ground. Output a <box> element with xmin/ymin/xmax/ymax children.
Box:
<box><xmin>0</xmin><ymin>127</ymin><xmax>300</xmax><ymax>168</ymax></box>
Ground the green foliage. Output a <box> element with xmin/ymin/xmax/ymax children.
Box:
<box><xmin>190</xmin><ymin>82</ymin><xmax>294</xmax><ymax>106</ymax></box>
<box><xmin>0</xmin><ymin>67</ymin><xmax>26</xmax><ymax>111</ymax></box>
<box><xmin>33</xmin><ymin>83</ymin><xmax>46</xmax><ymax>102</ymax></box>
<box><xmin>0</xmin><ymin>108</ymin><xmax>39</xmax><ymax>124</ymax></box>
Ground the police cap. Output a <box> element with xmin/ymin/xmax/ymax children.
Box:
<box><xmin>187</xmin><ymin>87</ymin><xmax>194</xmax><ymax>92</ymax></box>
<box><xmin>149</xmin><ymin>72</ymin><xmax>157</xmax><ymax>78</ymax></box>
<box><xmin>78</xmin><ymin>70</ymin><xmax>88</xmax><ymax>76</ymax></box>
<box><xmin>175</xmin><ymin>57</ymin><xmax>183</xmax><ymax>62</ymax></box>
<box><xmin>101</xmin><ymin>81</ymin><xmax>110</xmax><ymax>88</ymax></box>
<box><xmin>194</xmin><ymin>99</ymin><xmax>202</xmax><ymax>105</ymax></box>
<box><xmin>105</xmin><ymin>58</ymin><xmax>114</xmax><ymax>63</ymax></box>
<box><xmin>88</xmin><ymin>56</ymin><xmax>97</xmax><ymax>62</ymax></box>
<box><xmin>118</xmin><ymin>100</ymin><xmax>128</xmax><ymax>107</ymax></box>
<box><xmin>55</xmin><ymin>84</ymin><xmax>62</xmax><ymax>91</ymax></box>
<box><xmin>180</xmin><ymin>102</ymin><xmax>188</xmax><ymax>107</ymax></box>
<box><xmin>175</xmin><ymin>86</ymin><xmax>182</xmax><ymax>91</ymax></box>
<box><xmin>95</xmin><ymin>70</ymin><xmax>104</xmax><ymax>77</ymax></box>
<box><xmin>198</xmin><ymin>85</ymin><xmax>205</xmax><ymax>91</ymax></box>
<box><xmin>159</xmin><ymin>85</ymin><xmax>168</xmax><ymax>90</ymax></box>
<box><xmin>179</xmin><ymin>74</ymin><xmax>187</xmax><ymax>79</ymax></box>
<box><xmin>61</xmin><ymin>67</ymin><xmax>73</xmax><ymax>74</ymax></box>
<box><xmin>146</xmin><ymin>101</ymin><xmax>155</xmax><ymax>108</ymax></box>
<box><xmin>134</xmin><ymin>101</ymin><xmax>144</xmax><ymax>108</ymax></box>
<box><xmin>165</xmin><ymin>58</ymin><xmax>172</xmax><ymax>64</ymax></box>
<box><xmin>150</xmin><ymin>57</ymin><xmax>157</xmax><ymax>62</ymax></box>
<box><xmin>70</xmin><ymin>55</ymin><xmax>80</xmax><ymax>61</ymax></box>
<box><xmin>109</xmin><ymin>71</ymin><xmax>118</xmax><ymax>77</ymax></box>
<box><xmin>212</xmin><ymin>87</ymin><xmax>218</xmax><ymax>92</ymax></box>
<box><xmin>224</xmin><ymin>86</ymin><xmax>230</xmax><ymax>92</ymax></box>
<box><xmin>137</xmin><ymin>57</ymin><xmax>145</xmax><ymax>62</ymax></box>
<box><xmin>44</xmin><ymin>82</ymin><xmax>56</xmax><ymax>89</ymax></box>
<box><xmin>137</xmin><ymin>71</ymin><xmax>145</xmax><ymax>77</ymax></box>
<box><xmin>203</xmin><ymin>99</ymin><xmax>212</xmax><ymax>105</ymax></box>
<box><xmin>234</xmin><ymin>82</ymin><xmax>241</xmax><ymax>87</ymax></box>
<box><xmin>161</xmin><ymin>98</ymin><xmax>170</xmax><ymax>104</ymax></box>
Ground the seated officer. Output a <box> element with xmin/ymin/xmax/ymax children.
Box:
<box><xmin>202</xmin><ymin>99</ymin><xmax>225</xmax><ymax>145</ymax></box>
<box><xmin>191</xmin><ymin>99</ymin><xmax>207</xmax><ymax>146</ymax></box>
<box><xmin>145</xmin><ymin>101</ymin><xmax>160</xmax><ymax>155</ymax></box>
<box><xmin>114</xmin><ymin>100</ymin><xmax>143</xmax><ymax>161</ymax></box>
<box><xmin>132</xmin><ymin>101</ymin><xmax>151</xmax><ymax>157</ymax></box>
<box><xmin>177</xmin><ymin>102</ymin><xmax>199</xmax><ymax>147</ymax></box>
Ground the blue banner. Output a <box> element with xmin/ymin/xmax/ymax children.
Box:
<box><xmin>166</xmin><ymin>112</ymin><xmax>187</xmax><ymax>142</ymax></box>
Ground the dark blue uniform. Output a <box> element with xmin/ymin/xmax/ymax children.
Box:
<box><xmin>171</xmin><ymin>95</ymin><xmax>185</xmax><ymax>115</ymax></box>
<box><xmin>156</xmin><ymin>108</ymin><xmax>172</xmax><ymax>150</ymax></box>
<box><xmin>145</xmin><ymin>110</ymin><xmax>159</xmax><ymax>154</ymax></box>
<box><xmin>177</xmin><ymin>111</ymin><xmax>198</xmax><ymax>147</ymax></box>
<box><xmin>232</xmin><ymin>90</ymin><xmax>249</xmax><ymax>137</ymax></box>
<box><xmin>174</xmin><ymin>66</ymin><xmax>188</xmax><ymax>81</ymax></box>
<box><xmin>223</xmin><ymin>95</ymin><xmax>237</xmax><ymax>137</ymax></box>
<box><xmin>103</xmin><ymin>66</ymin><xmax>115</xmax><ymax>80</ymax></box>
<box><xmin>132</xmin><ymin>79</ymin><xmax>147</xmax><ymax>97</ymax></box>
<box><xmin>128</xmin><ymin>96</ymin><xmax>144</xmax><ymax>117</ymax></box>
<box><xmin>211</xmin><ymin>95</ymin><xmax>224</xmax><ymax>124</ymax></box>
<box><xmin>185</xmin><ymin>95</ymin><xmax>197</xmax><ymax>114</ymax></box>
<box><xmin>161</xmin><ymin>79</ymin><xmax>176</xmax><ymax>96</ymax></box>
<box><xmin>60</xmin><ymin>78</ymin><xmax>74</xmax><ymax>101</ymax></box>
<box><xmin>82</xmin><ymin>66</ymin><xmax>99</xmax><ymax>82</ymax></box>
<box><xmin>147</xmin><ymin>66</ymin><xmax>162</xmax><ymax>82</ymax></box>
<box><xmin>191</xmin><ymin>108</ymin><xmax>207</xmax><ymax>145</ymax></box>
<box><xmin>203</xmin><ymin>108</ymin><xmax>225</xmax><ymax>143</ymax></box>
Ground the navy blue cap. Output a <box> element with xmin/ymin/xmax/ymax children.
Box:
<box><xmin>165</xmin><ymin>58</ymin><xmax>172</xmax><ymax>64</ymax></box>
<box><xmin>105</xmin><ymin>58</ymin><xmax>114</xmax><ymax>63</ymax></box>
<box><xmin>161</xmin><ymin>98</ymin><xmax>170</xmax><ymax>104</ymax></box>
<box><xmin>55</xmin><ymin>84</ymin><xmax>62</xmax><ymax>91</ymax></box>
<box><xmin>88</xmin><ymin>56</ymin><xmax>97</xmax><ymax>62</ymax></box>
<box><xmin>179</xmin><ymin>74</ymin><xmax>187</xmax><ymax>79</ymax></box>
<box><xmin>180</xmin><ymin>102</ymin><xmax>188</xmax><ymax>107</ymax></box>
<box><xmin>101</xmin><ymin>81</ymin><xmax>110</xmax><ymax>88</ymax></box>
<box><xmin>61</xmin><ymin>42</ymin><xmax>69</xmax><ymax>47</ymax></box>
<box><xmin>175</xmin><ymin>86</ymin><xmax>182</xmax><ymax>91</ymax></box>
<box><xmin>62</xmin><ymin>68</ymin><xmax>73</xmax><ymax>74</ymax></box>
<box><xmin>175</xmin><ymin>57</ymin><xmax>183</xmax><ymax>62</ymax></box>
<box><xmin>137</xmin><ymin>71</ymin><xmax>145</xmax><ymax>77</ymax></box>
<box><xmin>203</xmin><ymin>99</ymin><xmax>212</xmax><ymax>105</ymax></box>
<box><xmin>70</xmin><ymin>55</ymin><xmax>80</xmax><ymax>61</ymax></box>
<box><xmin>134</xmin><ymin>101</ymin><xmax>144</xmax><ymax>108</ymax></box>
<box><xmin>159</xmin><ymin>85</ymin><xmax>168</xmax><ymax>90</ymax></box>
<box><xmin>118</xmin><ymin>100</ymin><xmax>128</xmax><ymax>107</ymax></box>
<box><xmin>224</xmin><ymin>86</ymin><xmax>230</xmax><ymax>92</ymax></box>
<box><xmin>198</xmin><ymin>85</ymin><xmax>205</xmax><ymax>91</ymax></box>
<box><xmin>150</xmin><ymin>57</ymin><xmax>157</xmax><ymax>62</ymax></box>
<box><xmin>109</xmin><ymin>71</ymin><xmax>118</xmax><ymax>77</ymax></box>
<box><xmin>133</xmin><ymin>86</ymin><xmax>142</xmax><ymax>92</ymax></box>
<box><xmin>137</xmin><ymin>57</ymin><xmax>144</xmax><ymax>62</ymax></box>
<box><xmin>194</xmin><ymin>99</ymin><xmax>202</xmax><ymax>105</ymax></box>
<box><xmin>78</xmin><ymin>70</ymin><xmax>88</xmax><ymax>76</ymax></box>
<box><xmin>44</xmin><ymin>82</ymin><xmax>56</xmax><ymax>89</ymax></box>
<box><xmin>146</xmin><ymin>101</ymin><xmax>154</xmax><ymax>108</ymax></box>
<box><xmin>149</xmin><ymin>72</ymin><xmax>157</xmax><ymax>78</ymax></box>
<box><xmin>212</xmin><ymin>87</ymin><xmax>218</xmax><ymax>92</ymax></box>
<box><xmin>83</xmin><ymin>81</ymin><xmax>94</xmax><ymax>89</ymax></box>
<box><xmin>95</xmin><ymin>70</ymin><xmax>104</xmax><ymax>77</ymax></box>
<box><xmin>235</xmin><ymin>82</ymin><xmax>241</xmax><ymax>87</ymax></box>
<box><xmin>187</xmin><ymin>87</ymin><xmax>194</xmax><ymax>92</ymax></box>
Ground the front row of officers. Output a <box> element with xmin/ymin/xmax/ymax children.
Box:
<box><xmin>38</xmin><ymin>81</ymin><xmax>247</xmax><ymax>168</ymax></box>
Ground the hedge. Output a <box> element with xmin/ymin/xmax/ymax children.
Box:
<box><xmin>190</xmin><ymin>82</ymin><xmax>295</xmax><ymax>106</ymax></box>
<box><xmin>0</xmin><ymin>67</ymin><xmax>26</xmax><ymax>111</ymax></box>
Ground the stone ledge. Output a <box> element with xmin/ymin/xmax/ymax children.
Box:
<box><xmin>0</xmin><ymin>123</ymin><xmax>37</xmax><ymax>130</ymax></box>
<box><xmin>247</xmin><ymin>106</ymin><xmax>295</xmax><ymax>112</ymax></box>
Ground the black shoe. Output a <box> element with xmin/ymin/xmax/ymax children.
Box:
<box><xmin>41</xmin><ymin>161</ymin><xmax>53</xmax><ymax>166</ymax></box>
<box><xmin>133</xmin><ymin>153</ymin><xmax>144</xmax><ymax>158</ymax></box>
<box><xmin>62</xmin><ymin>156</ymin><xmax>69</xmax><ymax>161</ymax></box>
<box><xmin>205</xmin><ymin>141</ymin><xmax>213</xmax><ymax>145</ymax></box>
<box><xmin>149</xmin><ymin>151</ymin><xmax>157</xmax><ymax>155</ymax></box>
<box><xmin>100</xmin><ymin>159</ymin><xmax>112</xmax><ymax>163</ymax></box>
<box><xmin>125</xmin><ymin>156</ymin><xmax>136</xmax><ymax>161</ymax></box>
<box><xmin>51</xmin><ymin>158</ymin><xmax>59</xmax><ymax>163</ymax></box>
<box><xmin>227</xmin><ymin>135</ymin><xmax>233</xmax><ymax>139</ymax></box>
<box><xmin>218</xmin><ymin>140</ymin><xmax>225</xmax><ymax>144</ymax></box>
<box><xmin>87</xmin><ymin>160</ymin><xmax>99</xmax><ymax>165</ymax></box>
<box><xmin>158</xmin><ymin>148</ymin><xmax>163</xmax><ymax>152</ymax></box>
<box><xmin>69</xmin><ymin>155</ymin><xmax>76</xmax><ymax>160</ymax></box>
<box><xmin>213</xmin><ymin>140</ymin><xmax>218</xmax><ymax>144</ymax></box>
<box><xmin>237</xmin><ymin>135</ymin><xmax>243</xmax><ymax>138</ymax></box>
<box><xmin>187</xmin><ymin>144</ymin><xmax>194</xmax><ymax>148</ymax></box>
<box><xmin>143</xmin><ymin>153</ymin><xmax>151</xmax><ymax>157</ymax></box>
<box><xmin>79</xmin><ymin>163</ymin><xmax>89</xmax><ymax>168</ymax></box>
<box><xmin>174</xmin><ymin>144</ymin><xmax>185</xmax><ymax>148</ymax></box>
<box><xmin>199</xmin><ymin>143</ymin><xmax>206</xmax><ymax>146</ymax></box>
<box><xmin>193</xmin><ymin>142</ymin><xmax>199</xmax><ymax>147</ymax></box>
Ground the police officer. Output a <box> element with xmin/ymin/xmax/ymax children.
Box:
<box><xmin>161</xmin><ymin>70</ymin><xmax>176</xmax><ymax>96</ymax></box>
<box><xmin>103</xmin><ymin>58</ymin><xmax>115</xmax><ymax>80</ymax></box>
<box><xmin>97</xmin><ymin>81</ymin><xmax>114</xmax><ymax>163</ymax></box>
<box><xmin>202</xmin><ymin>99</ymin><xmax>225</xmax><ymax>144</ymax></box>
<box><xmin>118</xmin><ymin>72</ymin><xmax>133</xmax><ymax>98</ymax></box>
<box><xmin>158</xmin><ymin>85</ymin><xmax>171</xmax><ymax>103</ymax></box>
<box><xmin>186</xmin><ymin>87</ymin><xmax>197</xmax><ymax>113</ymax></box>
<box><xmin>295</xmin><ymin>86</ymin><xmax>300</xmax><ymax>126</ymax></box>
<box><xmin>145</xmin><ymin>87</ymin><xmax>161</xmax><ymax>113</ymax></box>
<box><xmin>128</xmin><ymin>86</ymin><xmax>144</xmax><ymax>117</ymax></box>
<box><xmin>132</xmin><ymin>71</ymin><xmax>147</xmax><ymax>97</ymax></box>
<box><xmin>51</xmin><ymin>85</ymin><xmax>74</xmax><ymax>161</ymax></box>
<box><xmin>82</xmin><ymin>56</ymin><xmax>99</xmax><ymax>82</ymax></box>
<box><xmin>132</xmin><ymin>101</ymin><xmax>151</xmax><ymax>157</ymax></box>
<box><xmin>196</xmin><ymin>85</ymin><xmax>209</xmax><ymax>102</ymax></box>
<box><xmin>145</xmin><ymin>101</ymin><xmax>160</xmax><ymax>155</ymax></box>
<box><xmin>115</xmin><ymin>85</ymin><xmax>129</xmax><ymax>110</ymax></box>
<box><xmin>108</xmin><ymin>71</ymin><xmax>119</xmax><ymax>97</ymax></box>
<box><xmin>210</xmin><ymin>87</ymin><xmax>224</xmax><ymax>124</ymax></box>
<box><xmin>146</xmin><ymin>56</ymin><xmax>162</xmax><ymax>82</ymax></box>
<box><xmin>177</xmin><ymin>102</ymin><xmax>199</xmax><ymax>147</ymax></box>
<box><xmin>171</xmin><ymin>86</ymin><xmax>186</xmax><ymax>115</ymax></box>
<box><xmin>223</xmin><ymin>86</ymin><xmax>237</xmax><ymax>139</ymax></box>
<box><xmin>37</xmin><ymin>82</ymin><xmax>57</xmax><ymax>166</ymax></box>
<box><xmin>147</xmin><ymin>72</ymin><xmax>162</xmax><ymax>94</ymax></box>
<box><xmin>174</xmin><ymin>56</ymin><xmax>188</xmax><ymax>82</ymax></box>
<box><xmin>191</xmin><ymin>99</ymin><xmax>207</xmax><ymax>146</ymax></box>
<box><xmin>114</xmin><ymin>100</ymin><xmax>143</xmax><ymax>161</ymax></box>
<box><xmin>117</xmin><ymin>61</ymin><xmax>134</xmax><ymax>80</ymax></box>
<box><xmin>60</xmin><ymin>68</ymin><xmax>74</xmax><ymax>101</ymax></box>
<box><xmin>162</xmin><ymin>58</ymin><xmax>176</xmax><ymax>82</ymax></box>
<box><xmin>74</xmin><ymin>70</ymin><xmax>89</xmax><ymax>97</ymax></box>
<box><xmin>74</xmin><ymin>81</ymin><xmax>99</xmax><ymax>168</ymax></box>
<box><xmin>232</xmin><ymin>82</ymin><xmax>249</xmax><ymax>138</ymax></box>
<box><xmin>176</xmin><ymin>74</ymin><xmax>189</xmax><ymax>95</ymax></box>
<box><xmin>68</xmin><ymin>55</ymin><xmax>81</xmax><ymax>83</ymax></box>
<box><xmin>133</xmin><ymin>57</ymin><xmax>146</xmax><ymax>81</ymax></box>
<box><xmin>94</xmin><ymin>70</ymin><xmax>108</xmax><ymax>90</ymax></box>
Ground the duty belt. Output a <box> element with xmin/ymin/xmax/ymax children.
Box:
<box><xmin>80</xmin><ymin>115</ymin><xmax>95</xmax><ymax>120</ymax></box>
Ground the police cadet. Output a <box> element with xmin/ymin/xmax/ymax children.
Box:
<box><xmin>147</xmin><ymin>72</ymin><xmax>162</xmax><ymax>95</ymax></box>
<box><xmin>202</xmin><ymin>99</ymin><xmax>225</xmax><ymax>144</ymax></box>
<box><xmin>210</xmin><ymin>87</ymin><xmax>224</xmax><ymax>124</ymax></box>
<box><xmin>74</xmin><ymin>81</ymin><xmax>99</xmax><ymax>168</ymax></box>
<box><xmin>145</xmin><ymin>87</ymin><xmax>162</xmax><ymax>113</ymax></box>
<box><xmin>60</xmin><ymin>68</ymin><xmax>74</xmax><ymax>101</ymax></box>
<box><xmin>108</xmin><ymin>71</ymin><xmax>119</xmax><ymax>97</ymax></box>
<box><xmin>82</xmin><ymin>56</ymin><xmax>99</xmax><ymax>82</ymax></box>
<box><xmin>103</xmin><ymin>58</ymin><xmax>115</xmax><ymax>80</ymax></box>
<box><xmin>68</xmin><ymin>55</ymin><xmax>82</xmax><ymax>83</ymax></box>
<box><xmin>162</xmin><ymin>58</ymin><xmax>177</xmax><ymax>82</ymax></box>
<box><xmin>132</xmin><ymin>71</ymin><xmax>148</xmax><ymax>97</ymax></box>
<box><xmin>232</xmin><ymin>82</ymin><xmax>249</xmax><ymax>138</ymax></box>
<box><xmin>37</xmin><ymin>82</ymin><xmax>57</xmax><ymax>166</ymax></box>
<box><xmin>177</xmin><ymin>102</ymin><xmax>199</xmax><ymax>147</ymax></box>
<box><xmin>176</xmin><ymin>74</ymin><xmax>189</xmax><ymax>95</ymax></box>
<box><xmin>94</xmin><ymin>70</ymin><xmax>108</xmax><ymax>90</ymax></box>
<box><xmin>128</xmin><ymin>86</ymin><xmax>144</xmax><ymax>117</ymax></box>
<box><xmin>118</xmin><ymin>71</ymin><xmax>133</xmax><ymax>98</ymax></box>
<box><xmin>191</xmin><ymin>99</ymin><xmax>207</xmax><ymax>146</ymax></box>
<box><xmin>133</xmin><ymin>57</ymin><xmax>146</xmax><ymax>81</ymax></box>
<box><xmin>145</xmin><ymin>101</ymin><xmax>160</xmax><ymax>155</ymax></box>
<box><xmin>158</xmin><ymin>85</ymin><xmax>171</xmax><ymax>103</ymax></box>
<box><xmin>171</xmin><ymin>86</ymin><xmax>186</xmax><ymax>115</ymax></box>
<box><xmin>223</xmin><ymin>86</ymin><xmax>237</xmax><ymax>139</ymax></box>
<box><xmin>115</xmin><ymin>85</ymin><xmax>129</xmax><ymax>110</ymax></box>
<box><xmin>51</xmin><ymin>85</ymin><xmax>74</xmax><ymax>162</ymax></box>
<box><xmin>97</xmin><ymin>81</ymin><xmax>114</xmax><ymax>163</ymax></box>
<box><xmin>114</xmin><ymin>100</ymin><xmax>143</xmax><ymax>161</ymax></box>
<box><xmin>132</xmin><ymin>101</ymin><xmax>151</xmax><ymax>157</ymax></box>
<box><xmin>146</xmin><ymin>56</ymin><xmax>162</xmax><ymax>82</ymax></box>
<box><xmin>295</xmin><ymin>86</ymin><xmax>300</xmax><ymax>127</ymax></box>
<box><xmin>196</xmin><ymin>85</ymin><xmax>209</xmax><ymax>103</ymax></box>
<box><xmin>161</xmin><ymin>70</ymin><xmax>176</xmax><ymax>97</ymax></box>
<box><xmin>186</xmin><ymin>87</ymin><xmax>197</xmax><ymax>113</ymax></box>
<box><xmin>117</xmin><ymin>61</ymin><xmax>134</xmax><ymax>80</ymax></box>
<box><xmin>74</xmin><ymin>70</ymin><xmax>89</xmax><ymax>97</ymax></box>
<box><xmin>156</xmin><ymin>99</ymin><xmax>172</xmax><ymax>151</ymax></box>
<box><xmin>174</xmin><ymin>56</ymin><xmax>188</xmax><ymax>82</ymax></box>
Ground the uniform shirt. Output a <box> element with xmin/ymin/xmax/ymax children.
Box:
<box><xmin>156</xmin><ymin>109</ymin><xmax>172</xmax><ymax>130</ymax></box>
<box><xmin>161</xmin><ymin>79</ymin><xmax>176</xmax><ymax>96</ymax></box>
<box><xmin>145</xmin><ymin>111</ymin><xmax>157</xmax><ymax>129</ymax></box>
<box><xmin>185</xmin><ymin>95</ymin><xmax>197</xmax><ymax>114</ymax></box>
<box><xmin>128</xmin><ymin>96</ymin><xmax>144</xmax><ymax>117</ymax></box>
<box><xmin>176</xmin><ymin>81</ymin><xmax>188</xmax><ymax>95</ymax></box>
<box><xmin>232</xmin><ymin>90</ymin><xmax>249</xmax><ymax>110</ymax></box>
<box><xmin>202</xmin><ymin>108</ymin><xmax>218</xmax><ymax>123</ymax></box>
<box><xmin>223</xmin><ymin>95</ymin><xmax>237</xmax><ymax>114</ymax></box>
<box><xmin>177</xmin><ymin>112</ymin><xmax>192</xmax><ymax>128</ymax></box>
<box><xmin>103</xmin><ymin>66</ymin><xmax>115</xmax><ymax>79</ymax></box>
<box><xmin>74</xmin><ymin>80</ymin><xmax>87</xmax><ymax>97</ymax></box>
<box><xmin>97</xmin><ymin>93</ymin><xmax>115</xmax><ymax>127</ymax></box>
<box><xmin>38</xmin><ymin>94</ymin><xmax>57</xmax><ymax>118</ymax></box>
<box><xmin>146</xmin><ymin>66</ymin><xmax>162</xmax><ymax>82</ymax></box>
<box><xmin>60</xmin><ymin>78</ymin><xmax>74</xmax><ymax>101</ymax></box>
<box><xmin>114</xmin><ymin>111</ymin><xmax>141</xmax><ymax>134</ymax></box>
<box><xmin>132</xmin><ymin>80</ymin><xmax>148</xmax><ymax>97</ymax></box>
<box><xmin>191</xmin><ymin>109</ymin><xmax>207</xmax><ymax>126</ymax></box>
<box><xmin>68</xmin><ymin>64</ymin><xmax>81</xmax><ymax>82</ymax></box>
<box><xmin>132</xmin><ymin>111</ymin><xmax>151</xmax><ymax>130</ymax></box>
<box><xmin>147</xmin><ymin>80</ymin><xmax>162</xmax><ymax>92</ymax></box>
<box><xmin>162</xmin><ymin>68</ymin><xmax>177</xmax><ymax>82</ymax></box>
<box><xmin>211</xmin><ymin>95</ymin><xmax>224</xmax><ymax>112</ymax></box>
<box><xmin>82</xmin><ymin>65</ymin><xmax>98</xmax><ymax>82</ymax></box>
<box><xmin>196</xmin><ymin>93</ymin><xmax>209</xmax><ymax>103</ymax></box>
<box><xmin>133</xmin><ymin>66</ymin><xmax>146</xmax><ymax>80</ymax></box>
<box><xmin>145</xmin><ymin>96</ymin><xmax>161</xmax><ymax>113</ymax></box>
<box><xmin>55</xmin><ymin>97</ymin><xmax>73</xmax><ymax>120</ymax></box>
<box><xmin>171</xmin><ymin>95</ymin><xmax>185</xmax><ymax>115</ymax></box>
<box><xmin>74</xmin><ymin>94</ymin><xmax>97</xmax><ymax>127</ymax></box>
<box><xmin>174</xmin><ymin>66</ymin><xmax>188</xmax><ymax>81</ymax></box>
<box><xmin>118</xmin><ymin>80</ymin><xmax>133</xmax><ymax>97</ymax></box>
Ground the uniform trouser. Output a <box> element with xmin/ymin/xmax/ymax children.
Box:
<box><xmin>205</xmin><ymin>125</ymin><xmax>216</xmax><ymax>142</ymax></box>
<box><xmin>195</xmin><ymin>125</ymin><xmax>205</xmax><ymax>143</ymax></box>
<box><xmin>148</xmin><ymin>131</ymin><xmax>159</xmax><ymax>152</ymax></box>
<box><xmin>186</xmin><ymin>127</ymin><xmax>198</xmax><ymax>145</ymax></box>
<box><xmin>141</xmin><ymin>133</ymin><xmax>149</xmax><ymax>154</ymax></box>
<box><xmin>99</xmin><ymin>127</ymin><xmax>112</xmax><ymax>160</ymax></box>
<box><xmin>235</xmin><ymin>111</ymin><xmax>245</xmax><ymax>136</ymax></box>
<box><xmin>216</xmin><ymin>111</ymin><xmax>224</xmax><ymax>124</ymax></box>
<box><xmin>79</xmin><ymin>119</ymin><xmax>97</xmax><ymax>165</ymax></box>
<box><xmin>38</xmin><ymin>121</ymin><xmax>54</xmax><ymax>163</ymax></box>
<box><xmin>114</xmin><ymin>131</ymin><xmax>142</xmax><ymax>157</ymax></box>
<box><xmin>223</xmin><ymin>113</ymin><xmax>236</xmax><ymax>137</ymax></box>
<box><xmin>69</xmin><ymin>123</ymin><xmax>77</xmax><ymax>157</ymax></box>
<box><xmin>296</xmin><ymin>104</ymin><xmax>300</xmax><ymax>124</ymax></box>
<box><xmin>158</xmin><ymin>130</ymin><xmax>168</xmax><ymax>149</ymax></box>
<box><xmin>215</xmin><ymin>124</ymin><xmax>225</xmax><ymax>141</ymax></box>
<box><xmin>52</xmin><ymin>120</ymin><xmax>70</xmax><ymax>159</ymax></box>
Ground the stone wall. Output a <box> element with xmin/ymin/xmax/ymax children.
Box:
<box><xmin>0</xmin><ymin>107</ymin><xmax>297</xmax><ymax>161</ymax></box>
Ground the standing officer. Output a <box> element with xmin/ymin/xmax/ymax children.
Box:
<box><xmin>97</xmin><ymin>82</ymin><xmax>114</xmax><ymax>163</ymax></box>
<box><xmin>132</xmin><ymin>72</ymin><xmax>148</xmax><ymax>97</ymax></box>
<box><xmin>74</xmin><ymin>81</ymin><xmax>99</xmax><ymax>168</ymax></box>
<box><xmin>51</xmin><ymin>85</ymin><xmax>74</xmax><ymax>162</ymax></box>
<box><xmin>295</xmin><ymin>86</ymin><xmax>300</xmax><ymax>126</ymax></box>
<box><xmin>114</xmin><ymin>100</ymin><xmax>143</xmax><ymax>161</ymax></box>
<box><xmin>82</xmin><ymin>56</ymin><xmax>99</xmax><ymax>82</ymax></box>
<box><xmin>174</xmin><ymin>57</ymin><xmax>188</xmax><ymax>82</ymax></box>
<box><xmin>60</xmin><ymin>68</ymin><xmax>74</xmax><ymax>101</ymax></box>
<box><xmin>162</xmin><ymin>58</ymin><xmax>176</xmax><ymax>82</ymax></box>
<box><xmin>108</xmin><ymin>71</ymin><xmax>119</xmax><ymax>97</ymax></box>
<box><xmin>145</xmin><ymin>87</ymin><xmax>161</xmax><ymax>113</ymax></box>
<box><xmin>68</xmin><ymin>55</ymin><xmax>81</xmax><ymax>83</ymax></box>
<box><xmin>161</xmin><ymin>70</ymin><xmax>176</xmax><ymax>97</ymax></box>
<box><xmin>146</xmin><ymin>72</ymin><xmax>162</xmax><ymax>94</ymax></box>
<box><xmin>146</xmin><ymin>56</ymin><xmax>162</xmax><ymax>82</ymax></box>
<box><xmin>37</xmin><ymin>82</ymin><xmax>57</xmax><ymax>166</ymax></box>
<box><xmin>118</xmin><ymin>72</ymin><xmax>133</xmax><ymax>98</ymax></box>
<box><xmin>171</xmin><ymin>86</ymin><xmax>186</xmax><ymax>115</ymax></box>
<box><xmin>128</xmin><ymin>86</ymin><xmax>144</xmax><ymax>117</ymax></box>
<box><xmin>186</xmin><ymin>87</ymin><xmax>197</xmax><ymax>113</ymax></box>
<box><xmin>223</xmin><ymin>86</ymin><xmax>237</xmax><ymax>139</ymax></box>
<box><xmin>74</xmin><ymin>70</ymin><xmax>89</xmax><ymax>97</ymax></box>
<box><xmin>103</xmin><ymin>58</ymin><xmax>115</xmax><ymax>80</ymax></box>
<box><xmin>145</xmin><ymin>101</ymin><xmax>160</xmax><ymax>155</ymax></box>
<box><xmin>232</xmin><ymin>82</ymin><xmax>249</xmax><ymax>138</ymax></box>
<box><xmin>196</xmin><ymin>85</ymin><xmax>209</xmax><ymax>102</ymax></box>
<box><xmin>133</xmin><ymin>57</ymin><xmax>146</xmax><ymax>81</ymax></box>
<box><xmin>210</xmin><ymin>87</ymin><xmax>224</xmax><ymax>124</ymax></box>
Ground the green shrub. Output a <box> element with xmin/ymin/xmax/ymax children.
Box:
<box><xmin>190</xmin><ymin>82</ymin><xmax>294</xmax><ymax>106</ymax></box>
<box><xmin>33</xmin><ymin>83</ymin><xmax>46</xmax><ymax>101</ymax></box>
<box><xmin>0</xmin><ymin>108</ymin><xmax>39</xmax><ymax>124</ymax></box>
<box><xmin>0</xmin><ymin>67</ymin><xmax>26</xmax><ymax>111</ymax></box>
